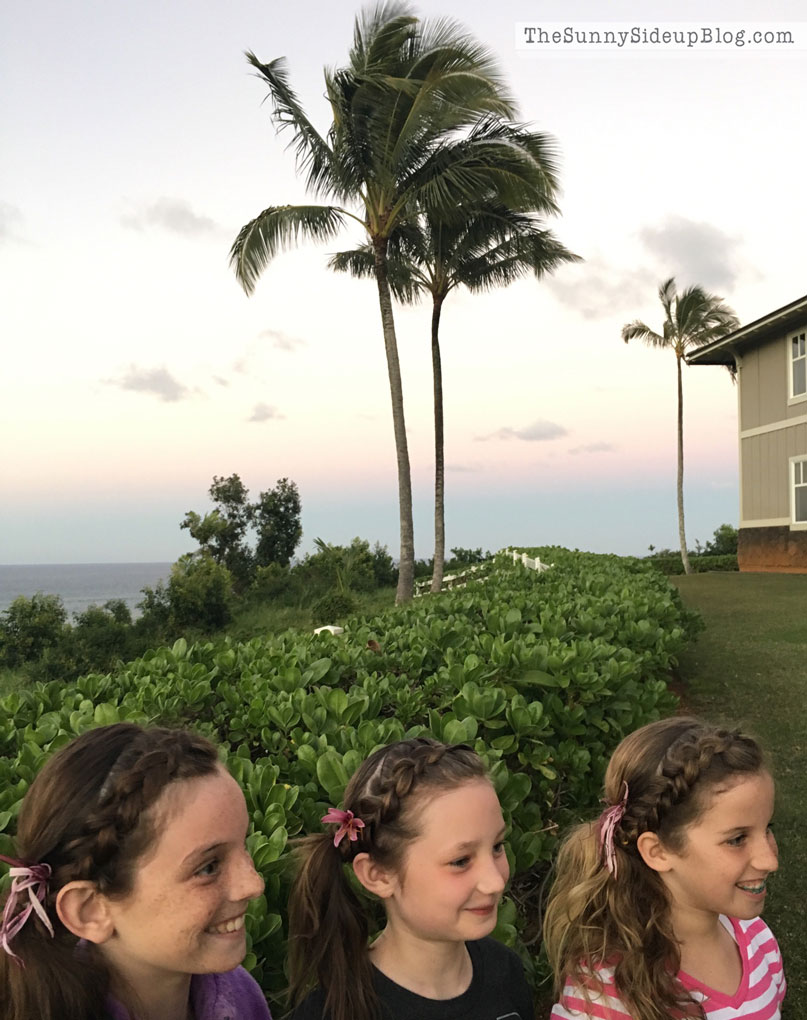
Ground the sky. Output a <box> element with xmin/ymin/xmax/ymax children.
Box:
<box><xmin>2</xmin><ymin>0</ymin><xmax>806</xmax><ymax>564</ymax></box>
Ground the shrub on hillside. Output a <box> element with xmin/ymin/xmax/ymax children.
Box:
<box><xmin>0</xmin><ymin>593</ymin><xmax>68</xmax><ymax>669</ymax></box>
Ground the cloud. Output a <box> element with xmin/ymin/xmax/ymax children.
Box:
<box><xmin>109</xmin><ymin>365</ymin><xmax>192</xmax><ymax>402</ymax></box>
<box><xmin>476</xmin><ymin>419</ymin><xmax>568</xmax><ymax>442</ymax></box>
<box><xmin>212</xmin><ymin>375</ymin><xmax>230</xmax><ymax>387</ymax></box>
<box><xmin>259</xmin><ymin>328</ymin><xmax>306</xmax><ymax>352</ymax></box>
<box><xmin>447</xmin><ymin>462</ymin><xmax>482</xmax><ymax>473</ymax></box>
<box><xmin>638</xmin><ymin>216</ymin><xmax>744</xmax><ymax>291</ymax></box>
<box><xmin>120</xmin><ymin>197</ymin><xmax>219</xmax><ymax>237</ymax></box>
<box><xmin>0</xmin><ymin>202</ymin><xmax>24</xmax><ymax>243</ymax></box>
<box><xmin>546</xmin><ymin>257</ymin><xmax>656</xmax><ymax>320</ymax></box>
<box><xmin>248</xmin><ymin>403</ymin><xmax>283</xmax><ymax>423</ymax></box>
<box><xmin>568</xmin><ymin>442</ymin><xmax>616</xmax><ymax>455</ymax></box>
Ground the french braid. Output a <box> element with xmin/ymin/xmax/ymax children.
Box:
<box><xmin>544</xmin><ymin>717</ymin><xmax>765</xmax><ymax>1020</ymax></box>
<box><xmin>1</xmin><ymin>723</ymin><xmax>219</xmax><ymax>1020</ymax></box>
<box><xmin>288</xmin><ymin>738</ymin><xmax>488</xmax><ymax>1020</ymax></box>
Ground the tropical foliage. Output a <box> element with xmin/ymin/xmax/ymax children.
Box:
<box><xmin>331</xmin><ymin>206</ymin><xmax>579</xmax><ymax>591</ymax></box>
<box><xmin>231</xmin><ymin>2</ymin><xmax>563</xmax><ymax>602</ymax></box>
<box><xmin>622</xmin><ymin>278</ymin><xmax>739</xmax><ymax>574</ymax></box>
<box><xmin>0</xmin><ymin>550</ymin><xmax>700</xmax><ymax>1006</ymax></box>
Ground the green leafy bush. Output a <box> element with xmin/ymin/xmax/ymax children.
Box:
<box><xmin>0</xmin><ymin>549</ymin><xmax>699</xmax><ymax>1006</ymax></box>
<box><xmin>311</xmin><ymin>592</ymin><xmax>357</xmax><ymax>623</ymax></box>
<box><xmin>647</xmin><ymin>554</ymin><xmax>738</xmax><ymax>575</ymax></box>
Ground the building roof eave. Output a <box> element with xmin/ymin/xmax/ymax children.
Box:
<box><xmin>688</xmin><ymin>293</ymin><xmax>807</xmax><ymax>366</ymax></box>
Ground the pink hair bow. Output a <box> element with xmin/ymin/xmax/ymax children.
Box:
<box><xmin>0</xmin><ymin>855</ymin><xmax>55</xmax><ymax>964</ymax></box>
<box><xmin>321</xmin><ymin>808</ymin><xmax>365</xmax><ymax>848</ymax></box>
<box><xmin>596</xmin><ymin>781</ymin><xmax>629</xmax><ymax>878</ymax></box>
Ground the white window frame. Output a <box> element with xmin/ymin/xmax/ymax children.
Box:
<box><xmin>787</xmin><ymin>328</ymin><xmax>807</xmax><ymax>405</ymax></box>
<box><xmin>790</xmin><ymin>455</ymin><xmax>807</xmax><ymax>530</ymax></box>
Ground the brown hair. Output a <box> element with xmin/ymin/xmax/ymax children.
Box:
<box><xmin>288</xmin><ymin>737</ymin><xmax>488</xmax><ymax>1020</ymax></box>
<box><xmin>0</xmin><ymin>722</ymin><xmax>219</xmax><ymax>1020</ymax></box>
<box><xmin>543</xmin><ymin>716</ymin><xmax>765</xmax><ymax>1020</ymax></box>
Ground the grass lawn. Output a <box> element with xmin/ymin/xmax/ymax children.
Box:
<box><xmin>673</xmin><ymin>572</ymin><xmax>807</xmax><ymax>1018</ymax></box>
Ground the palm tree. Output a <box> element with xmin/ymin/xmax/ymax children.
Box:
<box><xmin>330</xmin><ymin>205</ymin><xmax>580</xmax><ymax>591</ymax></box>
<box><xmin>230</xmin><ymin>2</ymin><xmax>559</xmax><ymax>602</ymax></box>
<box><xmin>622</xmin><ymin>278</ymin><xmax>739</xmax><ymax>574</ymax></box>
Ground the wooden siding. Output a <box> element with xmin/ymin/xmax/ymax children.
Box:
<box><xmin>739</xmin><ymin>335</ymin><xmax>787</xmax><ymax>429</ymax></box>
<box><xmin>741</xmin><ymin>423</ymin><xmax>807</xmax><ymax>520</ymax></box>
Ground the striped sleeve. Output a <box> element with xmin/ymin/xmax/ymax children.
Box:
<box><xmin>550</xmin><ymin>966</ymin><xmax>633</xmax><ymax>1020</ymax></box>
<box><xmin>735</xmin><ymin>917</ymin><xmax>785</xmax><ymax>1018</ymax></box>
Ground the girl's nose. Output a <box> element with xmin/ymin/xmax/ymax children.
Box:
<box><xmin>754</xmin><ymin>832</ymin><xmax>779</xmax><ymax>873</ymax></box>
<box><xmin>478</xmin><ymin>853</ymin><xmax>508</xmax><ymax>894</ymax></box>
<box><xmin>235</xmin><ymin>849</ymin><xmax>265</xmax><ymax>901</ymax></box>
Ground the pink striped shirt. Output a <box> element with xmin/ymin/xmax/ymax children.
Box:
<box><xmin>551</xmin><ymin>916</ymin><xmax>785</xmax><ymax>1019</ymax></box>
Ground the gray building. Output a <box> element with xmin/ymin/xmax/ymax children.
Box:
<box><xmin>689</xmin><ymin>293</ymin><xmax>807</xmax><ymax>572</ymax></box>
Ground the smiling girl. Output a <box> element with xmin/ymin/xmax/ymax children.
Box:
<box><xmin>544</xmin><ymin>716</ymin><xmax>785</xmax><ymax>1019</ymax></box>
<box><xmin>0</xmin><ymin>723</ymin><xmax>271</xmax><ymax>1020</ymax></box>
<box><xmin>287</xmin><ymin>737</ymin><xmax>533</xmax><ymax>1020</ymax></box>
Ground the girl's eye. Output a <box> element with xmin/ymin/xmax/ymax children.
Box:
<box><xmin>493</xmin><ymin>841</ymin><xmax>506</xmax><ymax>855</ymax></box>
<box><xmin>726</xmin><ymin>834</ymin><xmax>747</xmax><ymax>847</ymax></box>
<box><xmin>449</xmin><ymin>856</ymin><xmax>471</xmax><ymax>869</ymax></box>
<box><xmin>196</xmin><ymin>858</ymin><xmax>220</xmax><ymax>878</ymax></box>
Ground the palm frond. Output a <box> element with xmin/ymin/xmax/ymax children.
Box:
<box><xmin>230</xmin><ymin>205</ymin><xmax>348</xmax><ymax>295</ymax></box>
<box><xmin>245</xmin><ymin>53</ymin><xmax>338</xmax><ymax>199</ymax></box>
<box><xmin>621</xmin><ymin>321</ymin><xmax>666</xmax><ymax>347</ymax></box>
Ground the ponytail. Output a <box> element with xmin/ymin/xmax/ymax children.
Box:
<box><xmin>288</xmin><ymin>738</ymin><xmax>486</xmax><ymax>1020</ymax></box>
<box><xmin>288</xmin><ymin>833</ymin><xmax>379</xmax><ymax>1020</ymax></box>
<box><xmin>544</xmin><ymin>717</ymin><xmax>764</xmax><ymax>1020</ymax></box>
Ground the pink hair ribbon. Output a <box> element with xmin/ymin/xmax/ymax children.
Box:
<box><xmin>321</xmin><ymin>808</ymin><xmax>365</xmax><ymax>848</ymax></box>
<box><xmin>0</xmin><ymin>855</ymin><xmax>55</xmax><ymax>964</ymax></box>
<box><xmin>596</xmin><ymin>781</ymin><xmax>629</xmax><ymax>878</ymax></box>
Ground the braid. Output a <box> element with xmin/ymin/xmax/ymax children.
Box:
<box><xmin>613</xmin><ymin>719</ymin><xmax>763</xmax><ymax>855</ymax></box>
<box><xmin>339</xmin><ymin>738</ymin><xmax>484</xmax><ymax>864</ymax></box>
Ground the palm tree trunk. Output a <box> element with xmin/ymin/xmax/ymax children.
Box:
<box><xmin>430</xmin><ymin>295</ymin><xmax>446</xmax><ymax>594</ymax></box>
<box><xmin>372</xmin><ymin>239</ymin><xmax>415</xmax><ymax>603</ymax></box>
<box><xmin>676</xmin><ymin>352</ymin><xmax>692</xmax><ymax>575</ymax></box>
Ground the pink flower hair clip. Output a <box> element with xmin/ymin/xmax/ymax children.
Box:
<box><xmin>0</xmin><ymin>855</ymin><xmax>55</xmax><ymax>964</ymax></box>
<box><xmin>596</xmin><ymin>781</ymin><xmax>629</xmax><ymax>878</ymax></box>
<box><xmin>321</xmin><ymin>807</ymin><xmax>365</xmax><ymax>848</ymax></box>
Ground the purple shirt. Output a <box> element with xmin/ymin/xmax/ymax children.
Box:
<box><xmin>106</xmin><ymin>966</ymin><xmax>272</xmax><ymax>1020</ymax></box>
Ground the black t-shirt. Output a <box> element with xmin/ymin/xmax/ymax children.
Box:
<box><xmin>292</xmin><ymin>937</ymin><xmax>534</xmax><ymax>1020</ymax></box>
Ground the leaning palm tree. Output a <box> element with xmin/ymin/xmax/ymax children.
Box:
<box><xmin>622</xmin><ymin>278</ymin><xmax>739</xmax><ymax>574</ymax></box>
<box><xmin>331</xmin><ymin>205</ymin><xmax>580</xmax><ymax>591</ymax></box>
<box><xmin>230</xmin><ymin>2</ymin><xmax>559</xmax><ymax>602</ymax></box>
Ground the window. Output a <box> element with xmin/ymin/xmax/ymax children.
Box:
<box><xmin>793</xmin><ymin>458</ymin><xmax>807</xmax><ymax>523</ymax></box>
<box><xmin>791</xmin><ymin>330</ymin><xmax>807</xmax><ymax>398</ymax></box>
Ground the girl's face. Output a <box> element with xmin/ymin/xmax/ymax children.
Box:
<box><xmin>99</xmin><ymin>765</ymin><xmax>264</xmax><ymax>995</ymax></box>
<box><xmin>381</xmin><ymin>778</ymin><xmax>509</xmax><ymax>944</ymax></box>
<box><xmin>657</xmin><ymin>770</ymin><xmax>778</xmax><ymax>925</ymax></box>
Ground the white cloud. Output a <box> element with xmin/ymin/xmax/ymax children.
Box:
<box><xmin>259</xmin><ymin>327</ymin><xmax>306</xmax><ymax>351</ymax></box>
<box><xmin>109</xmin><ymin>365</ymin><xmax>192</xmax><ymax>402</ymax></box>
<box><xmin>120</xmin><ymin>197</ymin><xmax>219</xmax><ymax>237</ymax></box>
<box><xmin>248</xmin><ymin>403</ymin><xmax>283</xmax><ymax>422</ymax></box>
<box><xmin>568</xmin><ymin>442</ymin><xmax>616</xmax><ymax>455</ymax></box>
<box><xmin>476</xmin><ymin>419</ymin><xmax>568</xmax><ymax>442</ymax></box>
<box><xmin>638</xmin><ymin>216</ymin><xmax>746</xmax><ymax>292</ymax></box>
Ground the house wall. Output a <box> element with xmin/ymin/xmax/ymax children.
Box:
<box><xmin>739</xmin><ymin>336</ymin><xmax>787</xmax><ymax>430</ymax></box>
<box><xmin>740</xmin><ymin>423</ymin><xmax>807</xmax><ymax>521</ymax></box>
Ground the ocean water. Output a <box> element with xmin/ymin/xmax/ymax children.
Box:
<box><xmin>0</xmin><ymin>563</ymin><xmax>172</xmax><ymax>619</ymax></box>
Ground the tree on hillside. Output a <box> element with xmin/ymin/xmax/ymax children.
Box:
<box><xmin>331</xmin><ymin>205</ymin><xmax>579</xmax><ymax>591</ymax></box>
<box><xmin>622</xmin><ymin>278</ymin><xmax>739</xmax><ymax>574</ymax></box>
<box><xmin>181</xmin><ymin>474</ymin><xmax>302</xmax><ymax>586</ymax></box>
<box><xmin>230</xmin><ymin>2</ymin><xmax>559</xmax><ymax>601</ymax></box>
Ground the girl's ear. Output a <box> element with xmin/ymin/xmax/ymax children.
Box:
<box><xmin>636</xmin><ymin>831</ymin><xmax>674</xmax><ymax>873</ymax></box>
<box><xmin>56</xmin><ymin>881</ymin><xmax>115</xmax><ymax>943</ymax></box>
<box><xmin>352</xmin><ymin>852</ymin><xmax>398</xmax><ymax>899</ymax></box>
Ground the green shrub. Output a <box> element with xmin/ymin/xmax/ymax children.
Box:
<box><xmin>0</xmin><ymin>548</ymin><xmax>700</xmax><ymax>1006</ymax></box>
<box><xmin>0</xmin><ymin>593</ymin><xmax>68</xmax><ymax>668</ymax></box>
<box><xmin>311</xmin><ymin>591</ymin><xmax>357</xmax><ymax>623</ymax></box>
<box><xmin>647</xmin><ymin>554</ymin><xmax>738</xmax><ymax>575</ymax></box>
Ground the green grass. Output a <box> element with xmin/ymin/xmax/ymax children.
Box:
<box><xmin>673</xmin><ymin>572</ymin><xmax>807</xmax><ymax>1017</ymax></box>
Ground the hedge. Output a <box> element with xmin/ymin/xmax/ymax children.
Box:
<box><xmin>0</xmin><ymin>548</ymin><xmax>701</xmax><ymax>1005</ymax></box>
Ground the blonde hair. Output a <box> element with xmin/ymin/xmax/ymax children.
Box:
<box><xmin>543</xmin><ymin>716</ymin><xmax>764</xmax><ymax>1020</ymax></box>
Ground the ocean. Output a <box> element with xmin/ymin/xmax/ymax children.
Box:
<box><xmin>0</xmin><ymin>563</ymin><xmax>172</xmax><ymax>619</ymax></box>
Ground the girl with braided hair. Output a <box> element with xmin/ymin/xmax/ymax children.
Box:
<box><xmin>0</xmin><ymin>722</ymin><xmax>271</xmax><ymax>1020</ymax></box>
<box><xmin>544</xmin><ymin>716</ymin><xmax>784</xmax><ymax>1020</ymax></box>
<box><xmin>287</xmin><ymin>737</ymin><xmax>533</xmax><ymax>1020</ymax></box>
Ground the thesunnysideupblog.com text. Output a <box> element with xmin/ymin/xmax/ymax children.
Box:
<box><xmin>515</xmin><ymin>22</ymin><xmax>803</xmax><ymax>52</ymax></box>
